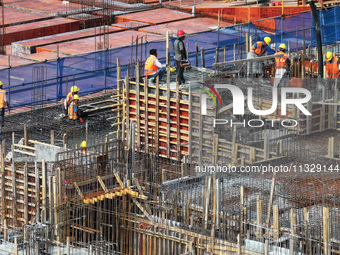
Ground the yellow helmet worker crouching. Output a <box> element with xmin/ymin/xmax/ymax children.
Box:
<box><xmin>81</xmin><ymin>141</ymin><xmax>90</xmax><ymax>154</ymax></box>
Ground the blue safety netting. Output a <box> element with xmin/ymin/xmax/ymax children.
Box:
<box><xmin>273</xmin><ymin>7</ymin><xmax>340</xmax><ymax>51</ymax></box>
<box><xmin>3</xmin><ymin>6</ymin><xmax>340</xmax><ymax>109</ymax></box>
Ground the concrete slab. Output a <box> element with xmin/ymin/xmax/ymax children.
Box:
<box><xmin>139</xmin><ymin>17</ymin><xmax>232</xmax><ymax>35</ymax></box>
<box><xmin>2</xmin><ymin>18</ymin><xmax>79</xmax><ymax>45</ymax></box>
<box><xmin>115</xmin><ymin>8</ymin><xmax>192</xmax><ymax>25</ymax></box>
<box><xmin>36</xmin><ymin>30</ymin><xmax>165</xmax><ymax>55</ymax></box>
<box><xmin>0</xmin><ymin>6</ymin><xmax>53</xmax><ymax>27</ymax></box>
<box><xmin>12</xmin><ymin>26</ymin><xmax>122</xmax><ymax>56</ymax></box>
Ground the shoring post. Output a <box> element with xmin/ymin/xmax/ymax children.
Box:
<box><xmin>67</xmin><ymin>236</ymin><xmax>70</xmax><ymax>255</ymax></box>
<box><xmin>201</xmin><ymin>47</ymin><xmax>205</xmax><ymax>68</ymax></box>
<box><xmin>24</xmin><ymin>124</ymin><xmax>28</xmax><ymax>146</ymax></box>
<box><xmin>14</xmin><ymin>238</ymin><xmax>18</xmax><ymax>255</ymax></box>
<box><xmin>51</xmin><ymin>130</ymin><xmax>54</xmax><ymax>145</ymax></box>
<box><xmin>35</xmin><ymin>160</ymin><xmax>40</xmax><ymax>223</ymax></box>
<box><xmin>224</xmin><ymin>45</ymin><xmax>226</xmax><ymax>62</ymax></box>
<box><xmin>328</xmin><ymin>137</ymin><xmax>334</xmax><ymax>158</ymax></box>
<box><xmin>246</xmin><ymin>32</ymin><xmax>249</xmax><ymax>55</ymax></box>
<box><xmin>323</xmin><ymin>207</ymin><xmax>330</xmax><ymax>255</ymax></box>
<box><xmin>266</xmin><ymin>171</ymin><xmax>276</xmax><ymax>225</ymax></box>
<box><xmin>264</xmin><ymin>240</ymin><xmax>269</xmax><ymax>255</ymax></box>
<box><xmin>290</xmin><ymin>208</ymin><xmax>296</xmax><ymax>255</ymax></box>
<box><xmin>256</xmin><ymin>195</ymin><xmax>262</xmax><ymax>240</ymax></box>
<box><xmin>237</xmin><ymin>233</ymin><xmax>241</xmax><ymax>255</ymax></box>
<box><xmin>273</xmin><ymin>205</ymin><xmax>279</xmax><ymax>239</ymax></box>
<box><xmin>195</xmin><ymin>43</ymin><xmax>198</xmax><ymax>67</ymax></box>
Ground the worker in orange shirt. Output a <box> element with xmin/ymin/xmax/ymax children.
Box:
<box><xmin>144</xmin><ymin>49</ymin><xmax>167</xmax><ymax>84</ymax></box>
<box><xmin>325</xmin><ymin>52</ymin><xmax>340</xmax><ymax>79</ymax></box>
<box><xmin>247</xmin><ymin>37</ymin><xmax>272</xmax><ymax>80</ymax></box>
<box><xmin>63</xmin><ymin>86</ymin><xmax>79</xmax><ymax>118</ymax></box>
<box><xmin>325</xmin><ymin>52</ymin><xmax>340</xmax><ymax>91</ymax></box>
<box><xmin>274</xmin><ymin>44</ymin><xmax>290</xmax><ymax>87</ymax></box>
<box><xmin>0</xmin><ymin>81</ymin><xmax>10</xmax><ymax>140</ymax></box>
<box><xmin>68</xmin><ymin>94</ymin><xmax>84</xmax><ymax>123</ymax></box>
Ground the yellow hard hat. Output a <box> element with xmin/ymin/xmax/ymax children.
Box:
<box><xmin>326</xmin><ymin>52</ymin><xmax>333</xmax><ymax>61</ymax></box>
<box><xmin>80</xmin><ymin>141</ymin><xmax>87</xmax><ymax>148</ymax></box>
<box><xmin>279</xmin><ymin>43</ymin><xmax>287</xmax><ymax>50</ymax></box>
<box><xmin>71</xmin><ymin>86</ymin><xmax>80</xmax><ymax>93</ymax></box>
<box><xmin>73</xmin><ymin>94</ymin><xmax>79</xmax><ymax>100</ymax></box>
<box><xmin>264</xmin><ymin>37</ymin><xmax>271</xmax><ymax>45</ymax></box>
<box><xmin>170</xmin><ymin>66</ymin><xmax>176</xmax><ymax>73</ymax></box>
<box><xmin>0</xmin><ymin>81</ymin><xmax>3</xmax><ymax>86</ymax></box>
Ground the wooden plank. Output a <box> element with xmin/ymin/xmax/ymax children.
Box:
<box><xmin>12</xmin><ymin>160</ymin><xmax>17</xmax><ymax>227</ymax></box>
<box><xmin>323</xmin><ymin>207</ymin><xmax>330</xmax><ymax>255</ymax></box>
<box><xmin>35</xmin><ymin>161</ymin><xmax>40</xmax><ymax>223</ymax></box>
<box><xmin>97</xmin><ymin>176</ymin><xmax>108</xmax><ymax>193</ymax></box>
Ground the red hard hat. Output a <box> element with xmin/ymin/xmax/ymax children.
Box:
<box><xmin>177</xmin><ymin>30</ymin><xmax>185</xmax><ymax>37</ymax></box>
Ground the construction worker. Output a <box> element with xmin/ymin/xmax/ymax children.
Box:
<box><xmin>0</xmin><ymin>81</ymin><xmax>10</xmax><ymax>140</ymax></box>
<box><xmin>144</xmin><ymin>49</ymin><xmax>167</xmax><ymax>84</ymax></box>
<box><xmin>63</xmin><ymin>86</ymin><xmax>79</xmax><ymax>118</ymax></box>
<box><xmin>173</xmin><ymin>30</ymin><xmax>187</xmax><ymax>86</ymax></box>
<box><xmin>274</xmin><ymin>43</ymin><xmax>290</xmax><ymax>87</ymax></box>
<box><xmin>247</xmin><ymin>37</ymin><xmax>272</xmax><ymax>79</ymax></box>
<box><xmin>325</xmin><ymin>52</ymin><xmax>340</xmax><ymax>79</ymax></box>
<box><xmin>68</xmin><ymin>94</ymin><xmax>84</xmax><ymax>123</ymax></box>
<box><xmin>80</xmin><ymin>141</ymin><xmax>88</xmax><ymax>154</ymax></box>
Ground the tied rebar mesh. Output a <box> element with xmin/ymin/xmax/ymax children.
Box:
<box><xmin>31</xmin><ymin>66</ymin><xmax>47</xmax><ymax>123</ymax></box>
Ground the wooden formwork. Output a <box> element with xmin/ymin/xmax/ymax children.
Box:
<box><xmin>0</xmin><ymin>159</ymin><xmax>46</xmax><ymax>231</ymax></box>
<box><xmin>122</xmin><ymin>75</ymin><xmax>285</xmax><ymax>166</ymax></box>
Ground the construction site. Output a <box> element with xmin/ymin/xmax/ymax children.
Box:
<box><xmin>0</xmin><ymin>0</ymin><xmax>340</xmax><ymax>254</ymax></box>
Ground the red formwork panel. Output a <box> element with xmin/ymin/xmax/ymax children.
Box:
<box><xmin>12</xmin><ymin>26</ymin><xmax>123</xmax><ymax>56</ymax></box>
<box><xmin>21</xmin><ymin>51</ymin><xmax>68</xmax><ymax>62</ymax></box>
<box><xmin>139</xmin><ymin>17</ymin><xmax>232</xmax><ymax>35</ymax></box>
<box><xmin>0</xmin><ymin>6</ymin><xmax>52</xmax><ymax>27</ymax></box>
<box><xmin>192</xmin><ymin>6</ymin><xmax>311</xmax><ymax>32</ymax></box>
<box><xmin>0</xmin><ymin>55</ymin><xmax>35</xmax><ymax>69</ymax></box>
<box><xmin>1</xmin><ymin>18</ymin><xmax>80</xmax><ymax>45</ymax></box>
<box><xmin>5</xmin><ymin>0</ymin><xmax>84</xmax><ymax>15</ymax></box>
<box><xmin>112</xmin><ymin>21</ymin><xmax>150</xmax><ymax>30</ymax></box>
<box><xmin>67</xmin><ymin>13</ymin><xmax>104</xmax><ymax>29</ymax></box>
<box><xmin>115</xmin><ymin>8</ymin><xmax>192</xmax><ymax>25</ymax></box>
<box><xmin>36</xmin><ymin>30</ymin><xmax>165</xmax><ymax>55</ymax></box>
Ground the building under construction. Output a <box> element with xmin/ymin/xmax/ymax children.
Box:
<box><xmin>0</xmin><ymin>0</ymin><xmax>340</xmax><ymax>254</ymax></box>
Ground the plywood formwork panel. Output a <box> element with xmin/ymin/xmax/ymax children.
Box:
<box><xmin>12</xmin><ymin>26</ymin><xmax>122</xmax><ymax>56</ymax></box>
<box><xmin>0</xmin><ymin>55</ymin><xmax>35</xmax><ymax>68</ymax></box>
<box><xmin>36</xmin><ymin>30</ymin><xmax>164</xmax><ymax>55</ymax></box>
<box><xmin>2</xmin><ymin>18</ymin><xmax>80</xmax><ymax>45</ymax></box>
<box><xmin>124</xmin><ymin>78</ymin><xmax>282</xmax><ymax>165</ymax></box>
<box><xmin>115</xmin><ymin>8</ymin><xmax>192</xmax><ymax>25</ymax></box>
<box><xmin>5</xmin><ymin>0</ymin><xmax>84</xmax><ymax>14</ymax></box>
<box><xmin>139</xmin><ymin>17</ymin><xmax>232</xmax><ymax>35</ymax></box>
<box><xmin>0</xmin><ymin>6</ymin><xmax>53</xmax><ymax>27</ymax></box>
<box><xmin>21</xmin><ymin>51</ymin><xmax>68</xmax><ymax>62</ymax></box>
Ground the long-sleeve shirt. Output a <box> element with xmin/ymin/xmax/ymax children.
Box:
<box><xmin>151</xmin><ymin>55</ymin><xmax>166</xmax><ymax>68</ymax></box>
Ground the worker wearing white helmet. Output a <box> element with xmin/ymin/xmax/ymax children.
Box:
<box><xmin>274</xmin><ymin>43</ymin><xmax>290</xmax><ymax>87</ymax></box>
<box><xmin>63</xmin><ymin>86</ymin><xmax>79</xmax><ymax>119</ymax></box>
<box><xmin>247</xmin><ymin>37</ymin><xmax>272</xmax><ymax>79</ymax></box>
<box><xmin>0</xmin><ymin>80</ymin><xmax>10</xmax><ymax>140</ymax></box>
